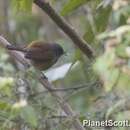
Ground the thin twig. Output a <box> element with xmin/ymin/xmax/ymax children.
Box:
<box><xmin>0</xmin><ymin>36</ymin><xmax>85</xmax><ymax>130</ymax></box>
<box><xmin>34</xmin><ymin>0</ymin><xmax>95</xmax><ymax>59</ymax></box>
<box><xmin>47</xmin><ymin>115</ymin><xmax>67</xmax><ymax>119</ymax></box>
<box><xmin>30</xmin><ymin>82</ymin><xmax>99</xmax><ymax>98</ymax></box>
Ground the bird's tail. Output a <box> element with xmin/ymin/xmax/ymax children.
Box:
<box><xmin>6</xmin><ymin>45</ymin><xmax>27</xmax><ymax>52</ymax></box>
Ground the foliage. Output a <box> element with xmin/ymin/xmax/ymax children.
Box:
<box><xmin>60</xmin><ymin>0</ymin><xmax>90</xmax><ymax>16</ymax></box>
<box><xmin>11</xmin><ymin>0</ymin><xmax>33</xmax><ymax>13</ymax></box>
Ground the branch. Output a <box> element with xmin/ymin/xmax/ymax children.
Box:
<box><xmin>0</xmin><ymin>36</ymin><xmax>85</xmax><ymax>130</ymax></box>
<box><xmin>34</xmin><ymin>0</ymin><xmax>95</xmax><ymax>59</ymax></box>
<box><xmin>0</xmin><ymin>36</ymin><xmax>30</xmax><ymax>68</ymax></box>
<box><xmin>30</xmin><ymin>82</ymin><xmax>99</xmax><ymax>98</ymax></box>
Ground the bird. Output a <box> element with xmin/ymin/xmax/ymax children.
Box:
<box><xmin>6</xmin><ymin>41</ymin><xmax>65</xmax><ymax>70</ymax></box>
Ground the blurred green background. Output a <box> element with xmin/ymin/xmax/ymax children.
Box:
<box><xmin>0</xmin><ymin>0</ymin><xmax>130</xmax><ymax>130</ymax></box>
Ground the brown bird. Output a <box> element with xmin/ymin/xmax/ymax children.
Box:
<box><xmin>7</xmin><ymin>41</ymin><xmax>65</xmax><ymax>70</ymax></box>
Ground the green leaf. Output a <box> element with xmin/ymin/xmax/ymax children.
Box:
<box><xmin>116</xmin><ymin>72</ymin><xmax>130</xmax><ymax>91</ymax></box>
<box><xmin>20</xmin><ymin>106</ymin><xmax>38</xmax><ymax>127</ymax></box>
<box><xmin>11</xmin><ymin>0</ymin><xmax>33</xmax><ymax>13</ymax></box>
<box><xmin>113</xmin><ymin>5</ymin><xmax>130</xmax><ymax>26</ymax></box>
<box><xmin>0</xmin><ymin>101</ymin><xmax>11</xmax><ymax>111</ymax></box>
<box><xmin>95</xmin><ymin>5</ymin><xmax>112</xmax><ymax>33</ymax></box>
<box><xmin>83</xmin><ymin>19</ymin><xmax>95</xmax><ymax>43</ymax></box>
<box><xmin>93</xmin><ymin>50</ymin><xmax>119</xmax><ymax>92</ymax></box>
<box><xmin>84</xmin><ymin>4</ymin><xmax>112</xmax><ymax>43</ymax></box>
<box><xmin>0</xmin><ymin>77</ymin><xmax>14</xmax><ymax>97</ymax></box>
<box><xmin>116</xmin><ymin>44</ymin><xmax>128</xmax><ymax>58</ymax></box>
<box><xmin>74</xmin><ymin>49</ymin><xmax>83</xmax><ymax>61</ymax></box>
<box><xmin>60</xmin><ymin>0</ymin><xmax>90</xmax><ymax>16</ymax></box>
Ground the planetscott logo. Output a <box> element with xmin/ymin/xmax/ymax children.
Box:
<box><xmin>83</xmin><ymin>120</ymin><xmax>130</xmax><ymax>128</ymax></box>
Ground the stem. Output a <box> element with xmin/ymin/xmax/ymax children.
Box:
<box><xmin>34</xmin><ymin>0</ymin><xmax>95</xmax><ymax>59</ymax></box>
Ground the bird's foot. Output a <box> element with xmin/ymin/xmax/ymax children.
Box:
<box><xmin>41</xmin><ymin>73</ymin><xmax>48</xmax><ymax>80</ymax></box>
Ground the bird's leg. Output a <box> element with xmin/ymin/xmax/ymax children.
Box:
<box><xmin>41</xmin><ymin>72</ymin><xmax>48</xmax><ymax>80</ymax></box>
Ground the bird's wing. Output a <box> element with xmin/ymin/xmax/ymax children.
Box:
<box><xmin>24</xmin><ymin>47</ymin><xmax>54</xmax><ymax>61</ymax></box>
